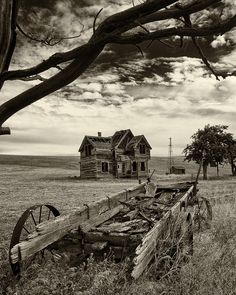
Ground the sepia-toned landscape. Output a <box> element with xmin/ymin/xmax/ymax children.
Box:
<box><xmin>1</xmin><ymin>0</ymin><xmax>236</xmax><ymax>294</ymax></box>
<box><xmin>0</xmin><ymin>155</ymin><xmax>236</xmax><ymax>294</ymax></box>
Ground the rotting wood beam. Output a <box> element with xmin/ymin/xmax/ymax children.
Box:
<box><xmin>131</xmin><ymin>185</ymin><xmax>194</xmax><ymax>279</ymax></box>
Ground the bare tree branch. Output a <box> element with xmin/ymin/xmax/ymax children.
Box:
<box><xmin>16</xmin><ymin>23</ymin><xmax>84</xmax><ymax>46</ymax></box>
<box><xmin>0</xmin><ymin>0</ymin><xmax>235</xmax><ymax>131</ymax></box>
<box><xmin>0</xmin><ymin>0</ymin><xmax>224</xmax><ymax>84</ymax></box>
<box><xmin>0</xmin><ymin>44</ymin><xmax>104</xmax><ymax>126</ymax></box>
<box><xmin>138</xmin><ymin>0</ymin><xmax>221</xmax><ymax>27</ymax></box>
<box><xmin>93</xmin><ymin>8</ymin><xmax>104</xmax><ymax>35</ymax></box>
<box><xmin>0</xmin><ymin>43</ymin><xmax>89</xmax><ymax>83</ymax></box>
<box><xmin>20</xmin><ymin>74</ymin><xmax>47</xmax><ymax>82</ymax></box>
<box><xmin>116</xmin><ymin>0</ymin><xmax>222</xmax><ymax>35</ymax></box>
<box><xmin>109</xmin><ymin>16</ymin><xmax>236</xmax><ymax>44</ymax></box>
<box><xmin>184</xmin><ymin>15</ymin><xmax>220</xmax><ymax>80</ymax></box>
<box><xmin>134</xmin><ymin>44</ymin><xmax>144</xmax><ymax>57</ymax></box>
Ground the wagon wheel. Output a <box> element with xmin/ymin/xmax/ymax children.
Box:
<box><xmin>9</xmin><ymin>204</ymin><xmax>60</xmax><ymax>276</ymax></box>
<box><xmin>194</xmin><ymin>197</ymin><xmax>212</xmax><ymax>232</ymax></box>
<box><xmin>169</xmin><ymin>212</ymin><xmax>193</xmax><ymax>261</ymax></box>
<box><xmin>154</xmin><ymin>211</ymin><xmax>193</xmax><ymax>278</ymax></box>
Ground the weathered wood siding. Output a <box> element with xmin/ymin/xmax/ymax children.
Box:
<box><xmin>80</xmin><ymin>144</ymin><xmax>97</xmax><ymax>179</ymax></box>
<box><xmin>80</xmin><ymin>155</ymin><xmax>97</xmax><ymax>179</ymax></box>
<box><xmin>96</xmin><ymin>148</ymin><xmax>113</xmax><ymax>178</ymax></box>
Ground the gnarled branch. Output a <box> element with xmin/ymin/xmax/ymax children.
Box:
<box><xmin>16</xmin><ymin>23</ymin><xmax>84</xmax><ymax>46</ymax></box>
<box><xmin>0</xmin><ymin>0</ymin><xmax>235</xmax><ymax>132</ymax></box>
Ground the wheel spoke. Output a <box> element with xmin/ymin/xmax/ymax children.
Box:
<box><xmin>39</xmin><ymin>206</ymin><xmax>42</xmax><ymax>224</ymax></box>
<box><xmin>10</xmin><ymin>204</ymin><xmax>60</xmax><ymax>276</ymax></box>
<box><xmin>48</xmin><ymin>209</ymin><xmax>51</xmax><ymax>220</ymax></box>
<box><xmin>23</xmin><ymin>226</ymin><xmax>31</xmax><ymax>234</ymax></box>
<box><xmin>30</xmin><ymin>212</ymin><xmax>37</xmax><ymax>226</ymax></box>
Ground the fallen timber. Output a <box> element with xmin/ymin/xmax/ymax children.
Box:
<box><xmin>9</xmin><ymin>180</ymin><xmax>198</xmax><ymax>279</ymax></box>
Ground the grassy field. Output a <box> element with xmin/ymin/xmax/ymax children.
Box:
<box><xmin>0</xmin><ymin>155</ymin><xmax>235</xmax><ymax>294</ymax></box>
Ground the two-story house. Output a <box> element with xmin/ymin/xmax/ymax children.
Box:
<box><xmin>79</xmin><ymin>129</ymin><xmax>152</xmax><ymax>179</ymax></box>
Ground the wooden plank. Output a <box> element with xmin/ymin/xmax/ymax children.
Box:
<box><xmin>84</xmin><ymin>232</ymin><xmax>131</xmax><ymax>246</ymax></box>
<box><xmin>94</xmin><ymin>220</ymin><xmax>147</xmax><ymax>233</ymax></box>
<box><xmin>131</xmin><ymin>185</ymin><xmax>194</xmax><ymax>279</ymax></box>
<box><xmin>145</xmin><ymin>182</ymin><xmax>157</xmax><ymax>197</ymax></box>
<box><xmin>84</xmin><ymin>242</ymin><xmax>108</xmax><ymax>252</ymax></box>
<box><xmin>10</xmin><ymin>182</ymin><xmax>146</xmax><ymax>263</ymax></box>
<box><xmin>80</xmin><ymin>205</ymin><xmax>122</xmax><ymax>233</ymax></box>
<box><xmin>123</xmin><ymin>208</ymin><xmax>139</xmax><ymax>220</ymax></box>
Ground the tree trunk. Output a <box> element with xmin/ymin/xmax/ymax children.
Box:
<box><xmin>228</xmin><ymin>154</ymin><xmax>236</xmax><ymax>176</ymax></box>
<box><xmin>231</xmin><ymin>163</ymin><xmax>236</xmax><ymax>176</ymax></box>
<box><xmin>0</xmin><ymin>0</ymin><xmax>18</xmax><ymax>135</ymax></box>
<box><xmin>0</xmin><ymin>0</ymin><xmax>18</xmax><ymax>76</ymax></box>
<box><xmin>202</xmin><ymin>163</ymin><xmax>208</xmax><ymax>180</ymax></box>
<box><xmin>216</xmin><ymin>162</ymin><xmax>219</xmax><ymax>177</ymax></box>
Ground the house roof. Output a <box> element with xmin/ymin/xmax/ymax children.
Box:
<box><xmin>79</xmin><ymin>130</ymin><xmax>152</xmax><ymax>152</ymax></box>
<box><xmin>79</xmin><ymin>135</ymin><xmax>111</xmax><ymax>151</ymax></box>
<box><xmin>126</xmin><ymin>135</ymin><xmax>152</xmax><ymax>151</ymax></box>
<box><xmin>111</xmin><ymin>129</ymin><xmax>133</xmax><ymax>148</ymax></box>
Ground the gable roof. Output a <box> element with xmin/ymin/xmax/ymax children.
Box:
<box><xmin>111</xmin><ymin>129</ymin><xmax>133</xmax><ymax>148</ymax></box>
<box><xmin>79</xmin><ymin>135</ymin><xmax>111</xmax><ymax>152</ymax></box>
<box><xmin>126</xmin><ymin>135</ymin><xmax>152</xmax><ymax>151</ymax></box>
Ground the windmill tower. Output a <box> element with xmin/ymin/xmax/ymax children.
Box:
<box><xmin>168</xmin><ymin>137</ymin><xmax>174</xmax><ymax>174</ymax></box>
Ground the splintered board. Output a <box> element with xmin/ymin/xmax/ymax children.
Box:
<box><xmin>10</xmin><ymin>181</ymin><xmax>194</xmax><ymax>280</ymax></box>
<box><xmin>10</xmin><ymin>182</ymin><xmax>146</xmax><ymax>264</ymax></box>
<box><xmin>80</xmin><ymin>183</ymin><xmax>194</xmax><ymax>278</ymax></box>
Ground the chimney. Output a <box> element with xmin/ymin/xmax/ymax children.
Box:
<box><xmin>98</xmin><ymin>132</ymin><xmax>102</xmax><ymax>137</ymax></box>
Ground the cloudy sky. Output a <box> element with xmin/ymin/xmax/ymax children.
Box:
<box><xmin>0</xmin><ymin>0</ymin><xmax>236</xmax><ymax>156</ymax></box>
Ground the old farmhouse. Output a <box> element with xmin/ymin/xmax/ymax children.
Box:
<box><xmin>79</xmin><ymin>129</ymin><xmax>152</xmax><ymax>179</ymax></box>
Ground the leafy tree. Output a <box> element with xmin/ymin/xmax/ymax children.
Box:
<box><xmin>183</xmin><ymin>125</ymin><xmax>233</xmax><ymax>180</ymax></box>
<box><xmin>0</xmin><ymin>0</ymin><xmax>236</xmax><ymax>135</ymax></box>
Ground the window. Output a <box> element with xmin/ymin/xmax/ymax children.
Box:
<box><xmin>102</xmin><ymin>162</ymin><xmax>109</xmax><ymax>172</ymax></box>
<box><xmin>140</xmin><ymin>144</ymin><xmax>146</xmax><ymax>154</ymax></box>
<box><xmin>132</xmin><ymin>161</ymin><xmax>137</xmax><ymax>172</ymax></box>
<box><xmin>141</xmin><ymin>162</ymin><xmax>146</xmax><ymax>171</ymax></box>
<box><xmin>85</xmin><ymin>145</ymin><xmax>92</xmax><ymax>157</ymax></box>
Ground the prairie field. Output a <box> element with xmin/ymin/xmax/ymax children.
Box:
<box><xmin>0</xmin><ymin>154</ymin><xmax>236</xmax><ymax>294</ymax></box>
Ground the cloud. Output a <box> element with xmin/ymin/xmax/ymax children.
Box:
<box><xmin>1</xmin><ymin>1</ymin><xmax>236</xmax><ymax>156</ymax></box>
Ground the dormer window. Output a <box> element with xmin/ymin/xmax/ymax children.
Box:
<box><xmin>85</xmin><ymin>145</ymin><xmax>92</xmax><ymax>157</ymax></box>
<box><xmin>140</xmin><ymin>144</ymin><xmax>146</xmax><ymax>154</ymax></box>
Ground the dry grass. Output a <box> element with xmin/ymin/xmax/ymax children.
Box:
<box><xmin>0</xmin><ymin>155</ymin><xmax>236</xmax><ymax>294</ymax></box>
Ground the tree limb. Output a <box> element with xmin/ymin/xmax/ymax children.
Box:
<box><xmin>16</xmin><ymin>23</ymin><xmax>84</xmax><ymax>46</ymax></box>
<box><xmin>138</xmin><ymin>0</ymin><xmax>221</xmax><ymax>26</ymax></box>
<box><xmin>0</xmin><ymin>0</ymin><xmax>222</xmax><ymax>84</ymax></box>
<box><xmin>0</xmin><ymin>43</ymin><xmax>89</xmax><ymax>83</ymax></box>
<box><xmin>0</xmin><ymin>44</ymin><xmax>104</xmax><ymax>126</ymax></box>
<box><xmin>184</xmin><ymin>15</ymin><xmax>220</xmax><ymax>80</ymax></box>
<box><xmin>93</xmin><ymin>8</ymin><xmax>104</xmax><ymax>35</ymax></box>
<box><xmin>0</xmin><ymin>0</ymin><xmax>235</xmax><ymax>131</ymax></box>
<box><xmin>109</xmin><ymin>16</ymin><xmax>236</xmax><ymax>44</ymax></box>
